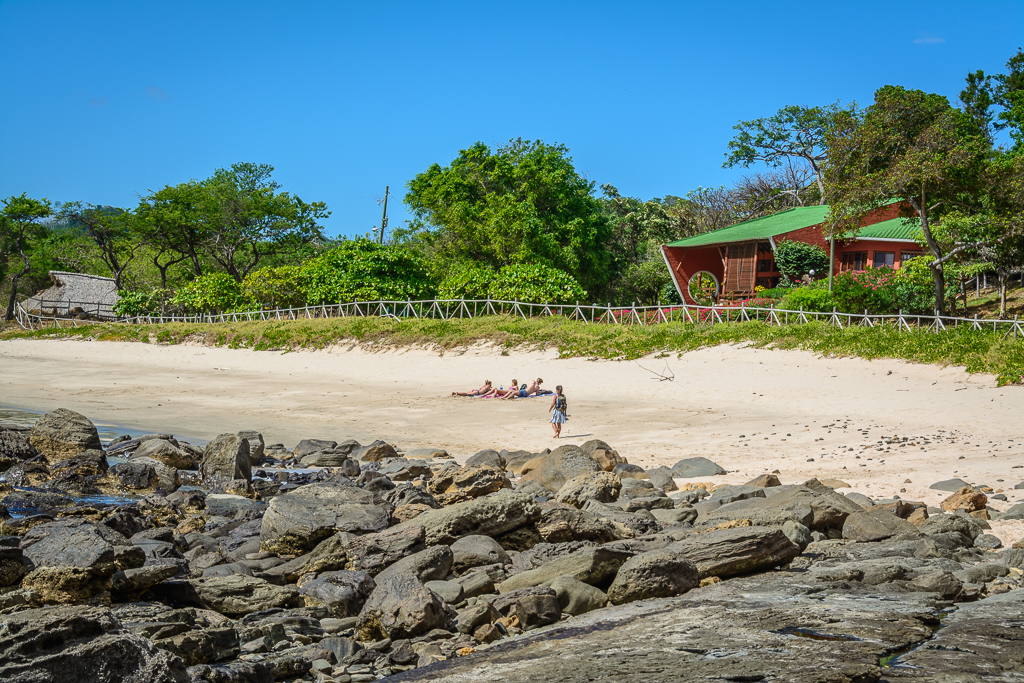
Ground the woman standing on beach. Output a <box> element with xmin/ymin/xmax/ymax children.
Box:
<box><xmin>549</xmin><ymin>385</ymin><xmax>567</xmax><ymax>438</ymax></box>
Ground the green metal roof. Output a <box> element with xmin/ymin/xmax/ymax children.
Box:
<box><xmin>845</xmin><ymin>217</ymin><xmax>920</xmax><ymax>242</ymax></box>
<box><xmin>665</xmin><ymin>205</ymin><xmax>831</xmax><ymax>248</ymax></box>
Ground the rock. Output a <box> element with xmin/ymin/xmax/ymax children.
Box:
<box><xmin>669</xmin><ymin>457</ymin><xmax>726</xmax><ymax>478</ymax></box>
<box><xmin>0</xmin><ymin>427</ymin><xmax>38</xmax><ymax>470</ymax></box>
<box><xmin>817</xmin><ymin>478</ymin><xmax>850</xmax><ymax>489</ymax></box>
<box><xmin>845</xmin><ymin>492</ymin><xmax>875</xmax><ymax>509</ymax></box>
<box><xmin>201</xmin><ymin>434</ymin><xmax>252</xmax><ymax>488</ymax></box>
<box><xmin>580</xmin><ymin>440</ymin><xmax>625</xmax><ymax>471</ymax></box>
<box><xmin>555</xmin><ymin>471</ymin><xmax>621</xmax><ymax>508</ymax></box>
<box><xmin>842</xmin><ymin>508</ymin><xmax>917</xmax><ymax>542</ymax></box>
<box><xmin>613</xmin><ymin>463</ymin><xmax>648</xmax><ymax>480</ymax></box>
<box><xmin>456</xmin><ymin>601</ymin><xmax>500</xmax><ymax>634</ymax></box>
<box><xmin>376</xmin><ymin>545</ymin><xmax>454</xmax><ymax>584</ymax></box>
<box><xmin>21</xmin><ymin>566</ymin><xmax>113</xmax><ymax>604</ymax></box>
<box><xmin>646</xmin><ymin>467</ymin><xmax>677</xmax><ymax>492</ymax></box>
<box><xmin>1</xmin><ymin>489</ymin><xmax>72</xmax><ymax>513</ymax></box>
<box><xmin>357</xmin><ymin>574</ymin><xmax>453</xmax><ymax>640</ymax></box>
<box><xmin>187</xmin><ymin>661</ymin><xmax>273</xmax><ymax>683</ymax></box>
<box><xmin>299</xmin><ymin>449</ymin><xmax>360</xmax><ymax>469</ymax></box>
<box><xmin>651</xmin><ymin>507</ymin><xmax>697</xmax><ymax>526</ymax></box>
<box><xmin>299</xmin><ymin>570</ymin><xmax>376</xmax><ymax>616</ymax></box>
<box><xmin>189</xmin><ymin>576</ymin><xmax>299</xmax><ymax>616</ymax></box>
<box><xmin>236</xmin><ymin>430</ymin><xmax>265</xmax><ymax>466</ymax></box>
<box><xmin>668</xmin><ymin>526</ymin><xmax>801</xmax><ymax>579</ymax></box>
<box><xmin>580</xmin><ymin>500</ymin><xmax>660</xmax><ymax>537</ymax></box>
<box><xmin>427</xmin><ymin>464</ymin><xmax>511</xmax><ymax>506</ymax></box>
<box><xmin>28</xmin><ymin>408</ymin><xmax>102</xmax><ymax>464</ymax></box>
<box><xmin>112</xmin><ymin>564</ymin><xmax>180</xmax><ymax>599</ymax></box>
<box><xmin>0</xmin><ymin>605</ymin><xmax>189</xmax><ymax>682</ymax></box>
<box><xmin>399</xmin><ymin>492</ymin><xmax>541</xmax><ymax>547</ymax></box>
<box><xmin>20</xmin><ymin>517</ymin><xmax>141</xmax><ymax>573</ymax></box>
<box><xmin>131</xmin><ymin>439</ymin><xmax>194</xmax><ymax>470</ymax></box>
<box><xmin>260</xmin><ymin>481</ymin><xmax>390</xmax><ymax>555</ymax></box>
<box><xmin>344</xmin><ymin>524</ymin><xmax>426</xmax><ymax>574</ymax></box>
<box><xmin>155</xmin><ymin>627</ymin><xmax>239</xmax><ymax>667</ymax></box>
<box><xmin>405</xmin><ymin>447</ymin><xmax>451</xmax><ymax>459</ymax></box>
<box><xmin>510</xmin><ymin>592</ymin><xmax>561</xmax><ymax>631</ymax></box>
<box><xmin>294</xmin><ymin>439</ymin><xmax>337</xmax><ymax>457</ymax></box>
<box><xmin>455</xmin><ymin>569</ymin><xmax>496</xmax><ymax>599</ymax></box>
<box><xmin>504</xmin><ymin>450</ymin><xmax>539</xmax><ymax>475</ymax></box>
<box><xmin>466</xmin><ymin>449</ymin><xmax>504</xmax><ymax>469</ymax></box>
<box><xmin>548</xmin><ymin>575</ymin><xmax>607</xmax><ymax>615</ymax></box>
<box><xmin>451</xmin><ymin>535</ymin><xmax>511</xmax><ymax>574</ymax></box>
<box><xmin>908</xmin><ymin>570</ymin><xmax>962</xmax><ymax>599</ymax></box>
<box><xmin>425</xmin><ymin>579</ymin><xmax>464</xmax><ymax>605</ymax></box>
<box><xmin>607</xmin><ymin>549</ymin><xmax>700</xmax><ymax>604</ymax></box>
<box><xmin>379</xmin><ymin>458</ymin><xmax>429</xmax><ymax>481</ymax></box>
<box><xmin>497</xmin><ymin>546</ymin><xmax>633</xmax><ymax>593</ymax></box>
<box><xmin>930</xmin><ymin>478</ymin><xmax>972</xmax><ymax>492</ymax></box>
<box><xmin>698</xmin><ymin>484</ymin><xmax>862</xmax><ymax>532</ymax></box>
<box><xmin>940</xmin><ymin>486</ymin><xmax>988</xmax><ymax>513</ymax></box>
<box><xmin>519</xmin><ymin>445</ymin><xmax>601</xmax><ymax>492</ymax></box>
<box><xmin>708</xmin><ymin>484</ymin><xmax>766</xmax><ymax>505</ymax></box>
<box><xmin>353</xmin><ymin>440</ymin><xmax>400</xmax><ymax>462</ymax></box>
<box><xmin>111</xmin><ymin>457</ymin><xmax>180</xmax><ymax>493</ymax></box>
<box><xmin>746</xmin><ymin>474</ymin><xmax>782</xmax><ymax>487</ymax></box>
<box><xmin>536</xmin><ymin>507</ymin><xmax>622</xmax><ymax>544</ymax></box>
<box><xmin>781</xmin><ymin>520</ymin><xmax>811</xmax><ymax>550</ymax></box>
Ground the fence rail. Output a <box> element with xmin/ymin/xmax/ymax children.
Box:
<box><xmin>12</xmin><ymin>298</ymin><xmax>1024</xmax><ymax>339</ymax></box>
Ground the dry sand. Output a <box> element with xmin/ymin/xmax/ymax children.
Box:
<box><xmin>2</xmin><ymin>337</ymin><xmax>1023</xmax><ymax>541</ymax></box>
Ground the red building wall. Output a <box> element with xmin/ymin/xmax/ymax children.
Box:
<box><xmin>663</xmin><ymin>245</ymin><xmax>726</xmax><ymax>305</ymax></box>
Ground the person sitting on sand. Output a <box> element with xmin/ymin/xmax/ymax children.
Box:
<box><xmin>522</xmin><ymin>378</ymin><xmax>544</xmax><ymax>397</ymax></box>
<box><xmin>496</xmin><ymin>380</ymin><xmax>520</xmax><ymax>399</ymax></box>
<box><xmin>549</xmin><ymin>384</ymin><xmax>567</xmax><ymax>438</ymax></box>
<box><xmin>452</xmin><ymin>380</ymin><xmax>495</xmax><ymax>397</ymax></box>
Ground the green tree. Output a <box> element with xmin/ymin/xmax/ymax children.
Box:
<box><xmin>403</xmin><ymin>139</ymin><xmax>611</xmax><ymax>293</ymax></box>
<box><xmin>202</xmin><ymin>163</ymin><xmax>330</xmax><ymax>282</ymax></box>
<box><xmin>136</xmin><ymin>181</ymin><xmax>210</xmax><ymax>285</ymax></box>
<box><xmin>298</xmin><ymin>239</ymin><xmax>433</xmax><ymax>304</ymax></box>
<box><xmin>1</xmin><ymin>194</ymin><xmax>52</xmax><ymax>320</ymax></box>
<box><xmin>773</xmin><ymin>240</ymin><xmax>829</xmax><ymax>281</ymax></box>
<box><xmin>53</xmin><ymin>203</ymin><xmax>140</xmax><ymax>289</ymax></box>
<box><xmin>994</xmin><ymin>48</ymin><xmax>1024</xmax><ymax>151</ymax></box>
<box><xmin>724</xmin><ymin>102</ymin><xmax>860</xmax><ymax>201</ymax></box>
<box><xmin>825</xmin><ymin>86</ymin><xmax>990</xmax><ymax>313</ymax></box>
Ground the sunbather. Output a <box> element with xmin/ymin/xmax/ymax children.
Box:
<box><xmin>496</xmin><ymin>380</ymin><xmax>520</xmax><ymax>399</ymax></box>
<box><xmin>522</xmin><ymin>378</ymin><xmax>545</xmax><ymax>397</ymax></box>
<box><xmin>452</xmin><ymin>380</ymin><xmax>495</xmax><ymax>397</ymax></box>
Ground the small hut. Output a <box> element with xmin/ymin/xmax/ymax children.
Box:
<box><xmin>21</xmin><ymin>271</ymin><xmax>120</xmax><ymax>319</ymax></box>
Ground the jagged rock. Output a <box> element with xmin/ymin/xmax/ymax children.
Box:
<box><xmin>154</xmin><ymin>627</ymin><xmax>239</xmax><ymax>666</ymax></box>
<box><xmin>510</xmin><ymin>592</ymin><xmax>561</xmax><ymax>631</ymax></box>
<box><xmin>451</xmin><ymin>535</ymin><xmax>510</xmax><ymax>574</ymax></box>
<box><xmin>398</xmin><ymin>492</ymin><xmax>541</xmax><ymax>547</ymax></box>
<box><xmin>669</xmin><ymin>526</ymin><xmax>801</xmax><ymax>579</ymax></box>
<box><xmin>536</xmin><ymin>507</ymin><xmax>624</xmax><ymax>544</ymax></box>
<box><xmin>201</xmin><ymin>434</ymin><xmax>251</xmax><ymax>488</ymax></box>
<box><xmin>466</xmin><ymin>449</ymin><xmax>504</xmax><ymax>469</ymax></box>
<box><xmin>21</xmin><ymin>566</ymin><xmax>113</xmax><ymax>605</ymax></box>
<box><xmin>357</xmin><ymin>574</ymin><xmax>453</xmax><ymax>640</ymax></box>
<box><xmin>555</xmin><ymin>471</ymin><xmax>621</xmax><ymax>508</ymax></box>
<box><xmin>746</xmin><ymin>474</ymin><xmax>782</xmax><ymax>487</ymax></box>
<box><xmin>940</xmin><ymin>487</ymin><xmax>988</xmax><ymax>513</ymax></box>
<box><xmin>519</xmin><ymin>445</ymin><xmax>601</xmax><ymax>492</ymax></box>
<box><xmin>343</xmin><ymin>524</ymin><xmax>426</xmax><ymax>574</ymax></box>
<box><xmin>353</xmin><ymin>440</ymin><xmax>400</xmax><ymax>462</ymax></box>
<box><xmin>670</xmin><ymin>457</ymin><xmax>726</xmax><ymax>478</ymax></box>
<box><xmin>549</xmin><ymin>575</ymin><xmax>608</xmax><ymax>615</ymax></box>
<box><xmin>376</xmin><ymin>545</ymin><xmax>454</xmax><ymax>583</ymax></box>
<box><xmin>427</xmin><ymin>463</ymin><xmax>511</xmax><ymax>505</ymax></box>
<box><xmin>260</xmin><ymin>481</ymin><xmax>390</xmax><ymax>555</ymax></box>
<box><xmin>607</xmin><ymin>549</ymin><xmax>700</xmax><ymax>604</ymax></box>
<box><xmin>0</xmin><ymin>426</ymin><xmax>38</xmax><ymax>470</ymax></box>
<box><xmin>28</xmin><ymin>408</ymin><xmax>102</xmax><ymax>464</ymax></box>
<box><xmin>842</xmin><ymin>508</ymin><xmax>918</xmax><ymax>542</ymax></box>
<box><xmin>236</xmin><ymin>431</ymin><xmax>265</xmax><ymax>466</ymax></box>
<box><xmin>112</xmin><ymin>564</ymin><xmax>180</xmax><ymax>600</ymax></box>
<box><xmin>497</xmin><ymin>546</ymin><xmax>633</xmax><ymax>593</ymax></box>
<box><xmin>131</xmin><ymin>439</ymin><xmax>194</xmax><ymax>470</ymax></box>
<box><xmin>581</xmin><ymin>440</ymin><xmax>625</xmax><ymax>471</ymax></box>
<box><xmin>299</xmin><ymin>570</ymin><xmax>376</xmax><ymax>616</ymax></box>
<box><xmin>187</xmin><ymin>661</ymin><xmax>273</xmax><ymax>683</ymax></box>
<box><xmin>21</xmin><ymin>517</ymin><xmax>142</xmax><ymax>572</ymax></box>
<box><xmin>110</xmin><ymin>457</ymin><xmax>180</xmax><ymax>493</ymax></box>
<box><xmin>0</xmin><ymin>605</ymin><xmax>189</xmax><ymax>682</ymax></box>
<box><xmin>189</xmin><ymin>576</ymin><xmax>299</xmax><ymax>616</ymax></box>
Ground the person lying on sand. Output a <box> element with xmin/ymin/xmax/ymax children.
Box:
<box><xmin>522</xmin><ymin>378</ymin><xmax>546</xmax><ymax>397</ymax></box>
<box><xmin>452</xmin><ymin>380</ymin><xmax>495</xmax><ymax>397</ymax></box>
<box><xmin>495</xmin><ymin>380</ymin><xmax>520</xmax><ymax>399</ymax></box>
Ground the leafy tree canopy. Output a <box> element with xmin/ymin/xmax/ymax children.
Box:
<box><xmin>773</xmin><ymin>240</ymin><xmax>829</xmax><ymax>280</ymax></box>
<box><xmin>298</xmin><ymin>239</ymin><xmax>433</xmax><ymax>305</ymax></box>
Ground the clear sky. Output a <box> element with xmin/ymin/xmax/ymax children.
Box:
<box><xmin>1</xmin><ymin>1</ymin><xmax>1021</xmax><ymax>238</ymax></box>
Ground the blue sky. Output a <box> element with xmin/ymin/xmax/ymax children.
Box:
<box><xmin>1</xmin><ymin>1</ymin><xmax>1021</xmax><ymax>238</ymax></box>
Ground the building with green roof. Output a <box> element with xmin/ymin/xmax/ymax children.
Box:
<box><xmin>662</xmin><ymin>203</ymin><xmax>922</xmax><ymax>305</ymax></box>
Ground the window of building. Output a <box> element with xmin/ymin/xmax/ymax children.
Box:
<box><xmin>873</xmin><ymin>251</ymin><xmax>896</xmax><ymax>268</ymax></box>
<box><xmin>840</xmin><ymin>251</ymin><xmax>868</xmax><ymax>271</ymax></box>
<box><xmin>900</xmin><ymin>251</ymin><xmax>923</xmax><ymax>264</ymax></box>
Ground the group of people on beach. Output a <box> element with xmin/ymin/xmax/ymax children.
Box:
<box><xmin>452</xmin><ymin>377</ymin><xmax>568</xmax><ymax>438</ymax></box>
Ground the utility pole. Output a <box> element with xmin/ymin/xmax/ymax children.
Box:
<box><xmin>378</xmin><ymin>186</ymin><xmax>389</xmax><ymax>244</ymax></box>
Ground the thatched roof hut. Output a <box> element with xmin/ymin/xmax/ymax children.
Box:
<box><xmin>21</xmin><ymin>271</ymin><xmax>119</xmax><ymax>319</ymax></box>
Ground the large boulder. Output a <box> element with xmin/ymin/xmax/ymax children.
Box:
<box><xmin>0</xmin><ymin>605</ymin><xmax>189</xmax><ymax>682</ymax></box>
<box><xmin>426</xmin><ymin>463</ymin><xmax>511</xmax><ymax>506</ymax></box>
<box><xmin>555</xmin><ymin>471</ymin><xmax>621</xmax><ymax>508</ymax></box>
<box><xmin>398</xmin><ymin>492</ymin><xmax>541</xmax><ymax>547</ymax></box>
<box><xmin>698</xmin><ymin>484</ymin><xmax>862</xmax><ymax>533</ymax></box>
<box><xmin>607</xmin><ymin>549</ymin><xmax>700</xmax><ymax>604</ymax></box>
<box><xmin>466</xmin><ymin>449</ymin><xmax>504</xmax><ymax>469</ymax></box>
<box><xmin>668</xmin><ymin>526</ymin><xmax>801</xmax><ymax>579</ymax></box>
<box><xmin>29</xmin><ymin>408</ymin><xmax>101</xmax><ymax>464</ymax></box>
<box><xmin>536</xmin><ymin>507</ymin><xmax>624</xmax><ymax>544</ymax></box>
<box><xmin>549</xmin><ymin>575</ymin><xmax>608</xmax><ymax>615</ymax></box>
<box><xmin>343</xmin><ymin>524</ymin><xmax>426</xmax><ymax>574</ymax></box>
<box><xmin>237</xmin><ymin>431</ymin><xmax>265</xmax><ymax>466</ymax></box>
<box><xmin>842</xmin><ymin>508</ymin><xmax>917</xmax><ymax>542</ymax></box>
<box><xmin>670</xmin><ymin>457</ymin><xmax>726</xmax><ymax>478</ymax></box>
<box><xmin>293</xmin><ymin>439</ymin><xmax>337</xmax><ymax>457</ymax></box>
<box><xmin>497</xmin><ymin>546</ymin><xmax>634</xmax><ymax>593</ymax></box>
<box><xmin>110</xmin><ymin>457</ymin><xmax>180</xmax><ymax>493</ymax></box>
<box><xmin>299</xmin><ymin>570</ymin><xmax>375</xmax><ymax>616</ymax></box>
<box><xmin>357</xmin><ymin>574</ymin><xmax>453</xmax><ymax>640</ymax></box>
<box><xmin>0</xmin><ymin>426</ymin><xmax>38</xmax><ymax>470</ymax></box>
<box><xmin>189</xmin><ymin>576</ymin><xmax>299</xmax><ymax>616</ymax></box>
<box><xmin>353</xmin><ymin>440</ymin><xmax>400</xmax><ymax>462</ymax></box>
<box><xmin>131</xmin><ymin>439</ymin><xmax>194</xmax><ymax>470</ymax></box>
<box><xmin>451</xmin><ymin>535</ymin><xmax>510</xmax><ymax>574</ymax></box>
<box><xmin>940</xmin><ymin>487</ymin><xmax>988</xmax><ymax>513</ymax></box>
<box><xmin>520</xmin><ymin>445</ymin><xmax>602</xmax><ymax>492</ymax></box>
<box><xmin>581</xmin><ymin>440</ymin><xmax>626</xmax><ymax>471</ymax></box>
<box><xmin>260</xmin><ymin>482</ymin><xmax>390</xmax><ymax>555</ymax></box>
<box><xmin>201</xmin><ymin>434</ymin><xmax>251</xmax><ymax>488</ymax></box>
<box><xmin>376</xmin><ymin>545</ymin><xmax>454</xmax><ymax>584</ymax></box>
<box><xmin>20</xmin><ymin>518</ymin><xmax>142</xmax><ymax>573</ymax></box>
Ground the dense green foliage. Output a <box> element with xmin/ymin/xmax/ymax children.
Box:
<box><xmin>779</xmin><ymin>287</ymin><xmax>835</xmax><ymax>312</ymax></box>
<box><xmin>297</xmin><ymin>240</ymin><xmax>432</xmax><ymax>305</ymax></box>
<box><xmin>773</xmin><ymin>240</ymin><xmax>830</xmax><ymax>280</ymax></box>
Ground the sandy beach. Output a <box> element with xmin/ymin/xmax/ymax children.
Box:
<box><xmin>2</xmin><ymin>337</ymin><xmax>1023</xmax><ymax>539</ymax></box>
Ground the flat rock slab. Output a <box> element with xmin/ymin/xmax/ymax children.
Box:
<box><xmin>670</xmin><ymin>457</ymin><xmax>726</xmax><ymax>478</ymax></box>
<box><xmin>929</xmin><ymin>478</ymin><xmax>971</xmax><ymax>492</ymax></box>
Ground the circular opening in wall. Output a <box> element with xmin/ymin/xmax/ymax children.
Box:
<box><xmin>688</xmin><ymin>271</ymin><xmax>719</xmax><ymax>306</ymax></box>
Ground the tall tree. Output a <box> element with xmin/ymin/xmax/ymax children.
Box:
<box><xmin>54</xmin><ymin>203</ymin><xmax>140</xmax><ymax>289</ymax></box>
<box><xmin>724</xmin><ymin>102</ymin><xmax>859</xmax><ymax>201</ymax></box>
<box><xmin>403</xmin><ymin>139</ymin><xmax>611</xmax><ymax>293</ymax></box>
<box><xmin>202</xmin><ymin>163</ymin><xmax>329</xmax><ymax>282</ymax></box>
<box><xmin>1</xmin><ymin>194</ymin><xmax>52</xmax><ymax>320</ymax></box>
<box><xmin>136</xmin><ymin>181</ymin><xmax>210</xmax><ymax>283</ymax></box>
<box><xmin>993</xmin><ymin>47</ymin><xmax>1024</xmax><ymax>151</ymax></box>
<box><xmin>825</xmin><ymin>86</ymin><xmax>990</xmax><ymax>313</ymax></box>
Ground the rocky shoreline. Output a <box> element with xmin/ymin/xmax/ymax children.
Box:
<box><xmin>1</xmin><ymin>409</ymin><xmax>1022</xmax><ymax>682</ymax></box>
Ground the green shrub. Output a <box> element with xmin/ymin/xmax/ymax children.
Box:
<box><xmin>488</xmin><ymin>263</ymin><xmax>585</xmax><ymax>304</ymax></box>
<box><xmin>298</xmin><ymin>239</ymin><xmax>434</xmax><ymax>304</ymax></box>
<box><xmin>831</xmin><ymin>267</ymin><xmax>934</xmax><ymax>315</ymax></box>
<box><xmin>242</xmin><ymin>266</ymin><xmax>304</xmax><ymax>309</ymax></box>
<box><xmin>774</xmin><ymin>241</ymin><xmax>829</xmax><ymax>280</ymax></box>
<box><xmin>437</xmin><ymin>262</ymin><xmax>494</xmax><ymax>300</ymax></box>
<box><xmin>170</xmin><ymin>273</ymin><xmax>245</xmax><ymax>313</ymax></box>
<box><xmin>113</xmin><ymin>289</ymin><xmax>168</xmax><ymax>316</ymax></box>
<box><xmin>779</xmin><ymin>287</ymin><xmax>836</xmax><ymax>312</ymax></box>
<box><xmin>754</xmin><ymin>287</ymin><xmax>788</xmax><ymax>301</ymax></box>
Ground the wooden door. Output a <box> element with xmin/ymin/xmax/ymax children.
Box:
<box><xmin>725</xmin><ymin>243</ymin><xmax>757</xmax><ymax>295</ymax></box>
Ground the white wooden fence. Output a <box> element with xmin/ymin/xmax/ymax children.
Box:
<box><xmin>13</xmin><ymin>298</ymin><xmax>1024</xmax><ymax>339</ymax></box>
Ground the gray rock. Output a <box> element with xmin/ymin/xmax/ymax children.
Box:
<box><xmin>397</xmin><ymin>492</ymin><xmax>541</xmax><ymax>547</ymax></box>
<box><xmin>510</xmin><ymin>592</ymin><xmax>561</xmax><ymax>630</ymax></box>
<box><xmin>670</xmin><ymin>457</ymin><xmax>726</xmax><ymax>478</ymax></box>
<box><xmin>293</xmin><ymin>439</ymin><xmax>338</xmax><ymax>457</ymax></box>
<box><xmin>20</xmin><ymin>518</ymin><xmax>140</xmax><ymax>572</ymax></box>
<box><xmin>376</xmin><ymin>545</ymin><xmax>454</xmax><ymax>584</ymax></box>
<box><xmin>651</xmin><ymin>507</ymin><xmax>698</xmax><ymax>526</ymax></box>
<box><xmin>548</xmin><ymin>575</ymin><xmax>607</xmax><ymax>615</ymax></box>
<box><xmin>519</xmin><ymin>445</ymin><xmax>601</xmax><ymax>491</ymax></box>
<box><xmin>454</xmin><ymin>570</ymin><xmax>495</xmax><ymax>599</ymax></box>
<box><xmin>668</xmin><ymin>526</ymin><xmax>801</xmax><ymax>579</ymax></box>
<box><xmin>497</xmin><ymin>546</ymin><xmax>633</xmax><ymax>593</ymax></box>
<box><xmin>353</xmin><ymin>440</ymin><xmax>400</xmax><ymax>462</ymax></box>
<box><xmin>955</xmin><ymin>561</ymin><xmax>1009</xmax><ymax>584</ymax></box>
<box><xmin>466</xmin><ymin>449</ymin><xmax>504</xmax><ymax>469</ymax></box>
<box><xmin>357</xmin><ymin>574</ymin><xmax>453</xmax><ymax>640</ymax></box>
<box><xmin>699</xmin><ymin>485</ymin><xmax>862</xmax><ymax>533</ymax></box>
<box><xmin>405</xmin><ymin>447</ymin><xmax>450</xmax><ymax>459</ymax></box>
<box><xmin>426</xmin><ymin>463</ymin><xmax>511</xmax><ymax>505</ymax></box>
<box><xmin>929</xmin><ymin>478</ymin><xmax>972</xmax><ymax>492</ymax></box>
<box><xmin>425</xmin><ymin>579</ymin><xmax>464</xmax><ymax>605</ymax></box>
<box><xmin>299</xmin><ymin>449</ymin><xmax>360</xmax><ymax>470</ymax></box>
<box><xmin>908</xmin><ymin>570</ymin><xmax>962</xmax><ymax>599</ymax></box>
<box><xmin>646</xmin><ymin>466</ymin><xmax>677</xmax><ymax>492</ymax></box>
<box><xmin>842</xmin><ymin>508</ymin><xmax>917</xmax><ymax>542</ymax></box>
<box><xmin>451</xmin><ymin>535</ymin><xmax>511</xmax><ymax>574</ymax></box>
<box><xmin>607</xmin><ymin>549</ymin><xmax>700</xmax><ymax>604</ymax></box>
<box><xmin>298</xmin><ymin>570</ymin><xmax>375</xmax><ymax>617</ymax></box>
<box><xmin>260</xmin><ymin>481</ymin><xmax>390</xmax><ymax>555</ymax></box>
<box><xmin>0</xmin><ymin>426</ymin><xmax>38</xmax><ymax>468</ymax></box>
<box><xmin>111</xmin><ymin>457</ymin><xmax>180</xmax><ymax>493</ymax></box>
<box><xmin>236</xmin><ymin>430</ymin><xmax>265</xmax><ymax>466</ymax></box>
<box><xmin>613</xmin><ymin>463</ymin><xmax>649</xmax><ymax>479</ymax></box>
<box><xmin>28</xmin><ymin>408</ymin><xmax>102</xmax><ymax>464</ymax></box>
<box><xmin>111</xmin><ymin>564</ymin><xmax>179</xmax><ymax>598</ymax></box>
<box><xmin>0</xmin><ymin>605</ymin><xmax>189</xmax><ymax>682</ymax></box>
<box><xmin>131</xmin><ymin>439</ymin><xmax>194</xmax><ymax>470</ymax></box>
<box><xmin>555</xmin><ymin>471</ymin><xmax>621</xmax><ymax>508</ymax></box>
<box><xmin>343</xmin><ymin>524</ymin><xmax>426</xmax><ymax>574</ymax></box>
<box><xmin>186</xmin><ymin>661</ymin><xmax>272</xmax><ymax>683</ymax></box>
<box><xmin>782</xmin><ymin>520</ymin><xmax>812</xmax><ymax>550</ymax></box>
<box><xmin>998</xmin><ymin>502</ymin><xmax>1024</xmax><ymax>520</ymax></box>
<box><xmin>455</xmin><ymin>601</ymin><xmax>500</xmax><ymax>634</ymax></box>
<box><xmin>581</xmin><ymin>439</ymin><xmax>625</xmax><ymax>471</ymax></box>
<box><xmin>189</xmin><ymin>575</ymin><xmax>299</xmax><ymax>616</ymax></box>
<box><xmin>845</xmin><ymin>492</ymin><xmax>875</xmax><ymax>509</ymax></box>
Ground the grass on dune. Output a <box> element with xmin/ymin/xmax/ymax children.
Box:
<box><xmin>3</xmin><ymin>315</ymin><xmax>1023</xmax><ymax>386</ymax></box>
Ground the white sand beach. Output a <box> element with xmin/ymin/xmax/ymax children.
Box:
<box><xmin>2</xmin><ymin>337</ymin><xmax>1023</xmax><ymax>540</ymax></box>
